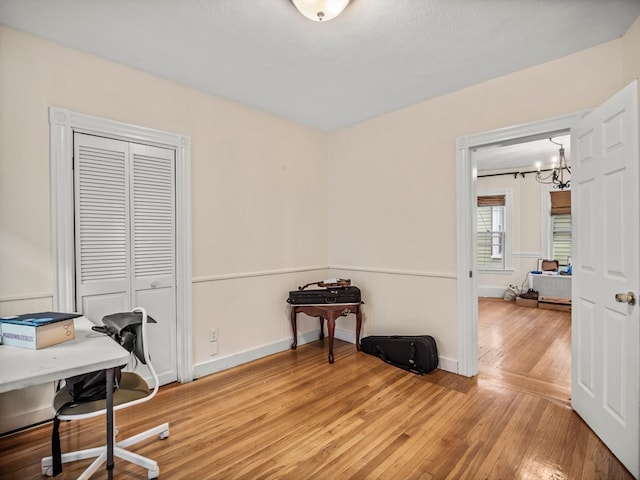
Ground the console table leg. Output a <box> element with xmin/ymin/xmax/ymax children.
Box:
<box><xmin>318</xmin><ymin>317</ymin><xmax>324</xmax><ymax>340</ymax></box>
<box><xmin>356</xmin><ymin>309</ymin><xmax>362</xmax><ymax>351</ymax></box>
<box><xmin>290</xmin><ymin>308</ymin><xmax>297</xmax><ymax>350</ymax></box>
<box><xmin>327</xmin><ymin>318</ymin><xmax>335</xmax><ymax>364</ymax></box>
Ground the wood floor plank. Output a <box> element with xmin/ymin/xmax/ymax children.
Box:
<box><xmin>0</xmin><ymin>299</ymin><xmax>632</xmax><ymax>479</ymax></box>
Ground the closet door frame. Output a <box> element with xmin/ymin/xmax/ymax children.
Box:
<box><xmin>49</xmin><ymin>107</ymin><xmax>193</xmax><ymax>383</ymax></box>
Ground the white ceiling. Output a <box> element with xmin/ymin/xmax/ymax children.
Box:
<box><xmin>1</xmin><ymin>0</ymin><xmax>639</xmax><ymax>133</ymax></box>
<box><xmin>474</xmin><ymin>133</ymin><xmax>571</xmax><ymax>172</ymax></box>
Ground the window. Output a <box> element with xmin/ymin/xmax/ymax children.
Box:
<box><xmin>490</xmin><ymin>207</ymin><xmax>504</xmax><ymax>258</ymax></box>
<box><xmin>552</xmin><ymin>214</ymin><xmax>571</xmax><ymax>266</ymax></box>
<box><xmin>542</xmin><ymin>189</ymin><xmax>572</xmax><ymax>267</ymax></box>
<box><xmin>549</xmin><ymin>191</ymin><xmax>572</xmax><ymax>266</ymax></box>
<box><xmin>477</xmin><ymin>191</ymin><xmax>512</xmax><ymax>270</ymax></box>
<box><xmin>477</xmin><ymin>205</ymin><xmax>504</xmax><ymax>268</ymax></box>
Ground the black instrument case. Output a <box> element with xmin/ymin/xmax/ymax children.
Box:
<box><xmin>287</xmin><ymin>286</ymin><xmax>361</xmax><ymax>305</ymax></box>
<box><xmin>360</xmin><ymin>335</ymin><xmax>438</xmax><ymax>374</ymax></box>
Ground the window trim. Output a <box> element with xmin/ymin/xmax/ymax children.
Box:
<box><xmin>490</xmin><ymin>206</ymin><xmax>504</xmax><ymax>259</ymax></box>
<box><xmin>477</xmin><ymin>188</ymin><xmax>513</xmax><ymax>272</ymax></box>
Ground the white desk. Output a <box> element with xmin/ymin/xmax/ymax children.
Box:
<box><xmin>0</xmin><ymin>317</ymin><xmax>130</xmax><ymax>479</ymax></box>
<box><xmin>528</xmin><ymin>273</ymin><xmax>572</xmax><ymax>299</ymax></box>
<box><xmin>0</xmin><ymin>317</ymin><xmax>129</xmax><ymax>392</ymax></box>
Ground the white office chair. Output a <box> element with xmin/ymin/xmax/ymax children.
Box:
<box><xmin>41</xmin><ymin>307</ymin><xmax>170</xmax><ymax>479</ymax></box>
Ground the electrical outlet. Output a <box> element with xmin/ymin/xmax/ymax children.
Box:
<box><xmin>209</xmin><ymin>328</ymin><xmax>218</xmax><ymax>342</ymax></box>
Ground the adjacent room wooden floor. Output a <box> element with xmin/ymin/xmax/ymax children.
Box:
<box><xmin>0</xmin><ymin>298</ymin><xmax>632</xmax><ymax>479</ymax></box>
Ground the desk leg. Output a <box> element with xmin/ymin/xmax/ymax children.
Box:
<box><xmin>290</xmin><ymin>307</ymin><xmax>297</xmax><ymax>350</ymax></box>
<box><xmin>356</xmin><ymin>308</ymin><xmax>362</xmax><ymax>351</ymax></box>
<box><xmin>318</xmin><ymin>317</ymin><xmax>324</xmax><ymax>340</ymax></box>
<box><xmin>326</xmin><ymin>318</ymin><xmax>335</xmax><ymax>364</ymax></box>
<box><xmin>106</xmin><ymin>367</ymin><xmax>115</xmax><ymax>480</ymax></box>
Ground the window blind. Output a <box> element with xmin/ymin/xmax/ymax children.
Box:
<box><xmin>477</xmin><ymin>195</ymin><xmax>505</xmax><ymax>207</ymax></box>
<box><xmin>550</xmin><ymin>190</ymin><xmax>571</xmax><ymax>215</ymax></box>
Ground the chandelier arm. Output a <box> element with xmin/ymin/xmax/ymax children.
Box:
<box><xmin>535</xmin><ymin>137</ymin><xmax>571</xmax><ymax>189</ymax></box>
<box><xmin>536</xmin><ymin>171</ymin><xmax>557</xmax><ymax>182</ymax></box>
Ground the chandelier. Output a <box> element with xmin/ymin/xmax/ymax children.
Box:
<box><xmin>535</xmin><ymin>138</ymin><xmax>571</xmax><ymax>190</ymax></box>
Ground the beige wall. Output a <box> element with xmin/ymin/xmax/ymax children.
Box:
<box><xmin>623</xmin><ymin>16</ymin><xmax>640</xmax><ymax>83</ymax></box>
<box><xmin>0</xmin><ymin>16</ymin><xmax>638</xmax><ymax>428</ymax></box>
<box><xmin>0</xmin><ymin>26</ymin><xmax>328</xmax><ymax>431</ymax></box>
<box><xmin>327</xmin><ymin>17</ymin><xmax>639</xmax><ymax>367</ymax></box>
<box><xmin>476</xmin><ymin>171</ymin><xmax>549</xmax><ymax>296</ymax></box>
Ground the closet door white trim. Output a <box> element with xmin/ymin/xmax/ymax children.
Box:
<box><xmin>50</xmin><ymin>107</ymin><xmax>193</xmax><ymax>383</ymax></box>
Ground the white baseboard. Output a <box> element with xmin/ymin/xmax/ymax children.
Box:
<box><xmin>334</xmin><ymin>327</ymin><xmax>356</xmax><ymax>344</ymax></box>
<box><xmin>437</xmin><ymin>356</ymin><xmax>458</xmax><ymax>374</ymax></box>
<box><xmin>0</xmin><ymin>407</ymin><xmax>52</xmax><ymax>435</ymax></box>
<box><xmin>192</xmin><ymin>329</ymin><xmax>459</xmax><ymax>379</ymax></box>
<box><xmin>335</xmin><ymin>329</ymin><xmax>458</xmax><ymax>374</ymax></box>
<box><xmin>478</xmin><ymin>285</ymin><xmax>507</xmax><ymax>298</ymax></box>
<box><xmin>193</xmin><ymin>328</ymin><xmax>362</xmax><ymax>380</ymax></box>
<box><xmin>193</xmin><ymin>330</ymin><xmax>324</xmax><ymax>379</ymax></box>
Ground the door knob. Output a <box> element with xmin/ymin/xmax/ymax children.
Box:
<box><xmin>150</xmin><ymin>281</ymin><xmax>159</xmax><ymax>289</ymax></box>
<box><xmin>615</xmin><ymin>291</ymin><xmax>636</xmax><ymax>305</ymax></box>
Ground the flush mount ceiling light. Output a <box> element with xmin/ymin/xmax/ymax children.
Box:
<box><xmin>290</xmin><ymin>0</ymin><xmax>351</xmax><ymax>22</ymax></box>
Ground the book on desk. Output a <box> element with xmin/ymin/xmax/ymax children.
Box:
<box><xmin>0</xmin><ymin>312</ymin><xmax>82</xmax><ymax>349</ymax></box>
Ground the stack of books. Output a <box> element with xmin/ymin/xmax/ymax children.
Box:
<box><xmin>0</xmin><ymin>312</ymin><xmax>82</xmax><ymax>349</ymax></box>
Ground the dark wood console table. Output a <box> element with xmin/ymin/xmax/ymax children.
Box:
<box><xmin>290</xmin><ymin>303</ymin><xmax>362</xmax><ymax>364</ymax></box>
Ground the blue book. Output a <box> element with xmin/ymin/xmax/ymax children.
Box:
<box><xmin>0</xmin><ymin>311</ymin><xmax>82</xmax><ymax>326</ymax></box>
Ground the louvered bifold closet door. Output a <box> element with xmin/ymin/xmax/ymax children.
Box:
<box><xmin>74</xmin><ymin>134</ymin><xmax>178</xmax><ymax>384</ymax></box>
<box><xmin>131</xmin><ymin>144</ymin><xmax>175</xmax><ymax>291</ymax></box>
<box><xmin>74</xmin><ymin>134</ymin><xmax>131</xmax><ymax>319</ymax></box>
<box><xmin>130</xmin><ymin>143</ymin><xmax>177</xmax><ymax>384</ymax></box>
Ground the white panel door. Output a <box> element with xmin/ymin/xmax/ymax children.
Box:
<box><xmin>74</xmin><ymin>133</ymin><xmax>177</xmax><ymax>386</ymax></box>
<box><xmin>572</xmin><ymin>80</ymin><xmax>639</xmax><ymax>477</ymax></box>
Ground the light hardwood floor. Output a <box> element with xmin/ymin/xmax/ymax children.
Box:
<box><xmin>0</xmin><ymin>298</ymin><xmax>632</xmax><ymax>479</ymax></box>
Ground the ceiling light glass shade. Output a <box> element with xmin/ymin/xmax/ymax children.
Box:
<box><xmin>290</xmin><ymin>0</ymin><xmax>351</xmax><ymax>22</ymax></box>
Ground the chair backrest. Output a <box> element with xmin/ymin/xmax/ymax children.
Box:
<box><xmin>102</xmin><ymin>307</ymin><xmax>160</xmax><ymax>408</ymax></box>
<box><xmin>130</xmin><ymin>307</ymin><xmax>160</xmax><ymax>398</ymax></box>
<box><xmin>102</xmin><ymin>310</ymin><xmax>156</xmax><ymax>364</ymax></box>
<box><xmin>57</xmin><ymin>308</ymin><xmax>160</xmax><ymax>422</ymax></box>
